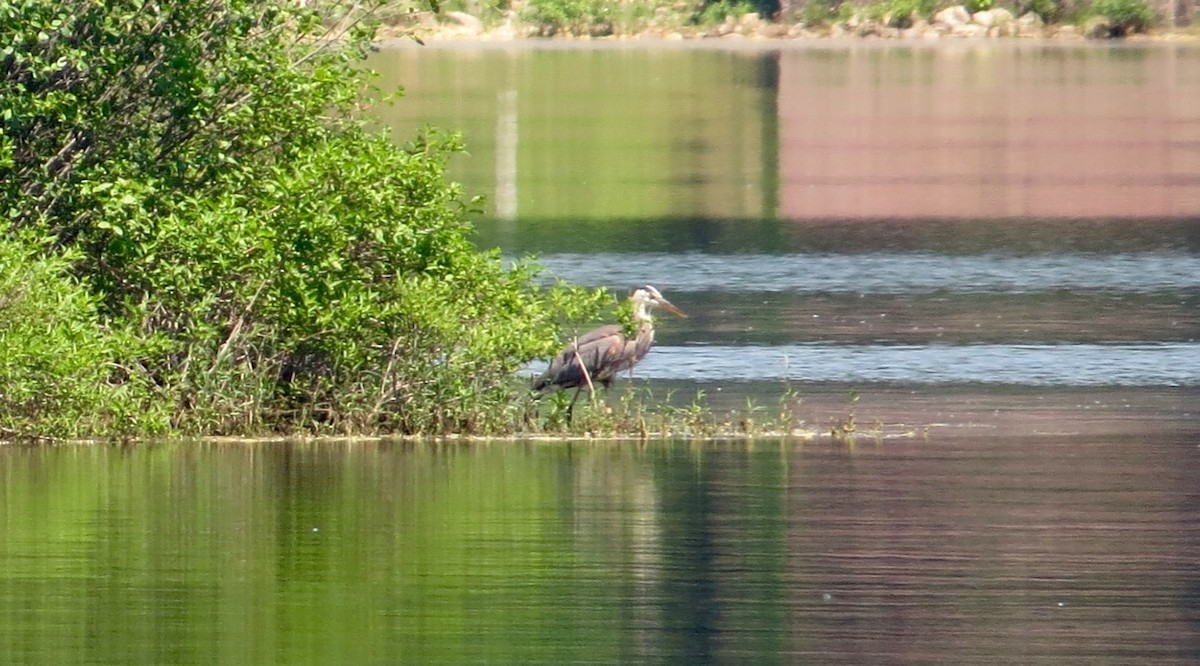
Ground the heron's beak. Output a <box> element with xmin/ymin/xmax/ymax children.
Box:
<box><xmin>659</xmin><ymin>299</ymin><xmax>687</xmax><ymax>319</ymax></box>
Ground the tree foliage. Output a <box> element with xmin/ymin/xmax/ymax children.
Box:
<box><xmin>0</xmin><ymin>236</ymin><xmax>164</xmax><ymax>439</ymax></box>
<box><xmin>521</xmin><ymin>0</ymin><xmax>620</xmax><ymax>36</ymax></box>
<box><xmin>1</xmin><ymin>0</ymin><xmax>604</xmax><ymax>437</ymax></box>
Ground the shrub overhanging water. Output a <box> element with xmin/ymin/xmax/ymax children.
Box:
<box><xmin>1</xmin><ymin>0</ymin><xmax>606</xmax><ymax>438</ymax></box>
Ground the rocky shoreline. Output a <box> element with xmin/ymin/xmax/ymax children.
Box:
<box><xmin>390</xmin><ymin>4</ymin><xmax>1198</xmax><ymax>44</ymax></box>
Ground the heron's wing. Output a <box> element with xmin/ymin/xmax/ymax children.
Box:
<box><xmin>534</xmin><ymin>326</ymin><xmax>626</xmax><ymax>391</ymax></box>
<box><xmin>570</xmin><ymin>324</ymin><xmax>623</xmax><ymax>348</ymax></box>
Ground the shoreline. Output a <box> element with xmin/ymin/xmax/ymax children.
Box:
<box><xmin>379</xmin><ymin>10</ymin><xmax>1200</xmax><ymax>47</ymax></box>
<box><xmin>377</xmin><ymin>33</ymin><xmax>1199</xmax><ymax>49</ymax></box>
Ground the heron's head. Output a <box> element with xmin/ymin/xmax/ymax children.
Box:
<box><xmin>631</xmin><ymin>285</ymin><xmax>687</xmax><ymax>320</ymax></box>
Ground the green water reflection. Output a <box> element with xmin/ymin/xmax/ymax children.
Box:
<box><xmin>372</xmin><ymin>43</ymin><xmax>1200</xmax><ymax>222</ymax></box>
<box><xmin>0</xmin><ymin>442</ymin><xmax>793</xmax><ymax>664</ymax></box>
<box><xmin>2</xmin><ymin>438</ymin><xmax>1197</xmax><ymax>663</ymax></box>
<box><xmin>374</xmin><ymin>47</ymin><xmax>778</xmax><ymax>221</ymax></box>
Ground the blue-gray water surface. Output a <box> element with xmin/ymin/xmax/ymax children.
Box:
<box><xmin>371</xmin><ymin>43</ymin><xmax>1200</xmax><ymax>394</ymax></box>
<box><xmin>523</xmin><ymin>248</ymin><xmax>1200</xmax><ymax>387</ymax></box>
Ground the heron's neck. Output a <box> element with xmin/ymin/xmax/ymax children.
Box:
<box><xmin>632</xmin><ymin>301</ymin><xmax>653</xmax><ymax>324</ymax></box>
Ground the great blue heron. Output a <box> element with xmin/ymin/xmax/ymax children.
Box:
<box><xmin>533</xmin><ymin>285</ymin><xmax>686</xmax><ymax>415</ymax></box>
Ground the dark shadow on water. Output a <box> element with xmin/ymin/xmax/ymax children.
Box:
<box><xmin>476</xmin><ymin>216</ymin><xmax>1200</xmax><ymax>256</ymax></box>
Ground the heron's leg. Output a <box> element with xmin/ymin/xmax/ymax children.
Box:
<box><xmin>566</xmin><ymin>386</ymin><xmax>583</xmax><ymax>424</ymax></box>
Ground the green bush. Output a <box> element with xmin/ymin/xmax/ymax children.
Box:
<box><xmin>1020</xmin><ymin>0</ymin><xmax>1063</xmax><ymax>22</ymax></box>
<box><xmin>1</xmin><ymin>0</ymin><xmax>604</xmax><ymax>436</ymax></box>
<box><xmin>0</xmin><ymin>236</ymin><xmax>165</xmax><ymax>439</ymax></box>
<box><xmin>799</xmin><ymin>0</ymin><xmax>846</xmax><ymax>26</ymax></box>
<box><xmin>862</xmin><ymin>0</ymin><xmax>936</xmax><ymax>27</ymax></box>
<box><xmin>521</xmin><ymin>0</ymin><xmax>619</xmax><ymax>35</ymax></box>
<box><xmin>886</xmin><ymin>0</ymin><xmax>922</xmax><ymax>26</ymax></box>
<box><xmin>1089</xmin><ymin>0</ymin><xmax>1154</xmax><ymax>32</ymax></box>
<box><xmin>695</xmin><ymin>0</ymin><xmax>758</xmax><ymax>25</ymax></box>
<box><xmin>966</xmin><ymin>0</ymin><xmax>994</xmax><ymax>12</ymax></box>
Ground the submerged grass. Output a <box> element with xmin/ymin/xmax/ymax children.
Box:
<box><xmin>519</xmin><ymin>384</ymin><xmax>919</xmax><ymax>444</ymax></box>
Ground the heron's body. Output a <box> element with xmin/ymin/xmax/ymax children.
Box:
<box><xmin>534</xmin><ymin>286</ymin><xmax>685</xmax><ymax>399</ymax></box>
<box><xmin>532</xmin><ymin>321</ymin><xmax>655</xmax><ymax>393</ymax></box>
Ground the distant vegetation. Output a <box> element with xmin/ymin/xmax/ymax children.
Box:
<box><xmin>404</xmin><ymin>0</ymin><xmax>1166</xmax><ymax>37</ymax></box>
<box><xmin>1</xmin><ymin>0</ymin><xmax>607</xmax><ymax>439</ymax></box>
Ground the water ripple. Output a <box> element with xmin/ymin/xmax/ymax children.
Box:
<box><xmin>624</xmin><ymin>343</ymin><xmax>1200</xmax><ymax>386</ymax></box>
<box><xmin>527</xmin><ymin>252</ymin><xmax>1200</xmax><ymax>294</ymax></box>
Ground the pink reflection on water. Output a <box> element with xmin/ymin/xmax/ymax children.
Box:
<box><xmin>778</xmin><ymin>46</ymin><xmax>1200</xmax><ymax>219</ymax></box>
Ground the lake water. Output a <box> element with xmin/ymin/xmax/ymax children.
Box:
<box><xmin>373</xmin><ymin>41</ymin><xmax>1200</xmax><ymax>415</ymax></box>
<box><xmin>4</xmin><ymin>43</ymin><xmax>1200</xmax><ymax>663</ymax></box>
<box><xmin>2</xmin><ymin>437</ymin><xmax>1198</xmax><ymax>663</ymax></box>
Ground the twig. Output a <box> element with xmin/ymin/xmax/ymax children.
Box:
<box><xmin>209</xmin><ymin>281</ymin><xmax>266</xmax><ymax>374</ymax></box>
<box><xmin>572</xmin><ymin>339</ymin><xmax>594</xmax><ymax>396</ymax></box>
<box><xmin>564</xmin><ymin>338</ymin><xmax>594</xmax><ymax>423</ymax></box>
<box><xmin>372</xmin><ymin>336</ymin><xmax>403</xmax><ymax>417</ymax></box>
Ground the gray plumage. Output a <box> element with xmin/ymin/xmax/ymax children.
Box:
<box><xmin>534</xmin><ymin>285</ymin><xmax>685</xmax><ymax>395</ymax></box>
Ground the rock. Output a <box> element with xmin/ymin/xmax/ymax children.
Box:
<box><xmin>903</xmin><ymin>19</ymin><xmax>931</xmax><ymax>39</ymax></box>
<box><xmin>489</xmin><ymin>17</ymin><xmax>518</xmax><ymax>40</ymax></box>
<box><xmin>739</xmin><ymin>12</ymin><xmax>763</xmax><ymax>29</ymax></box>
<box><xmin>984</xmin><ymin>8</ymin><xmax>1014</xmax><ymax>35</ymax></box>
<box><xmin>1015</xmin><ymin>12</ymin><xmax>1044</xmax><ymax>37</ymax></box>
<box><xmin>761</xmin><ymin>23</ymin><xmax>791</xmax><ymax>38</ymax></box>
<box><xmin>445</xmin><ymin>11</ymin><xmax>483</xmax><ymax>34</ymax></box>
<box><xmin>413</xmin><ymin>11</ymin><xmax>440</xmax><ymax>29</ymax></box>
<box><xmin>933</xmin><ymin>5</ymin><xmax>971</xmax><ymax>27</ymax></box>
<box><xmin>972</xmin><ymin>9</ymin><xmax>997</xmax><ymax>26</ymax></box>
<box><xmin>587</xmin><ymin>21</ymin><xmax>614</xmax><ymax>37</ymax></box>
<box><xmin>952</xmin><ymin>23</ymin><xmax>988</xmax><ymax>37</ymax></box>
<box><xmin>1055</xmin><ymin>24</ymin><xmax>1083</xmax><ymax>39</ymax></box>
<box><xmin>856</xmin><ymin>19</ymin><xmax>882</xmax><ymax>37</ymax></box>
